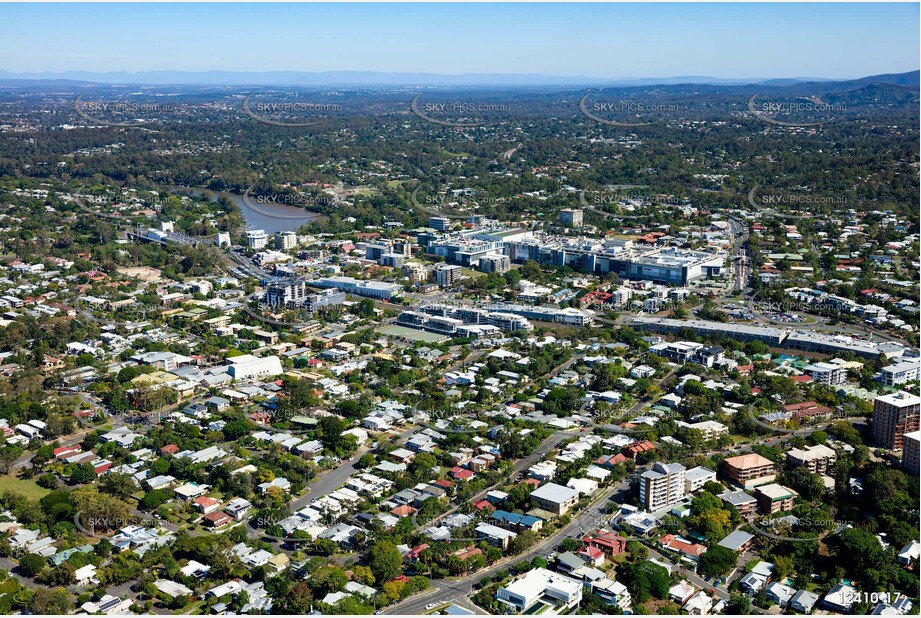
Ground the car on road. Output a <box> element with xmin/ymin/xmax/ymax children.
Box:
<box><xmin>425</xmin><ymin>603</ymin><xmax>439</xmax><ymax>611</ymax></box>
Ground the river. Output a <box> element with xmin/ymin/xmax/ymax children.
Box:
<box><xmin>167</xmin><ymin>185</ymin><xmax>321</xmax><ymax>235</ymax></box>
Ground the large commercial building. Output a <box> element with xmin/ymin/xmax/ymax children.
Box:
<box><xmin>506</xmin><ymin>236</ymin><xmax>724</xmax><ymax>286</ymax></box>
<box><xmin>631</xmin><ymin>317</ymin><xmax>907</xmax><ymax>359</ymax></box>
<box><xmin>720</xmin><ymin>453</ymin><xmax>776</xmax><ymax>489</ymax></box>
<box><xmin>872</xmin><ymin>392</ymin><xmax>921</xmax><ymax>450</ymax></box>
<box><xmin>226</xmin><ymin>354</ymin><xmax>283</xmax><ymax>381</ymax></box>
<box><xmin>484</xmin><ymin>303</ymin><xmax>595</xmax><ymax>327</ymax></box>
<box><xmin>632</xmin><ymin>317</ymin><xmax>787</xmax><ymax>346</ymax></box>
<box><xmin>263</xmin><ymin>279</ymin><xmax>345</xmax><ymax>311</ymax></box>
<box><xmin>426</xmin><ymin>235</ymin><xmax>506</xmax><ymax>268</ymax></box>
<box><xmin>425</xmin><ymin>229</ymin><xmax>722</xmax><ymax>285</ymax></box>
<box><xmin>639</xmin><ymin>462</ymin><xmax>687</xmax><ymax>511</ymax></box>
<box><xmin>411</xmin><ymin>304</ymin><xmax>532</xmax><ymax>333</ymax></box>
<box><xmin>310</xmin><ymin>276</ymin><xmax>402</xmax><ymax>300</ymax></box>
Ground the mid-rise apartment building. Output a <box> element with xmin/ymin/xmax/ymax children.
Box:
<box><xmin>246</xmin><ymin>229</ymin><xmax>269</xmax><ymax>250</ymax></box>
<box><xmin>639</xmin><ymin>462</ymin><xmax>687</xmax><ymax>511</ymax></box>
<box><xmin>435</xmin><ymin>264</ymin><xmax>462</xmax><ymax>287</ymax></box>
<box><xmin>275</xmin><ymin>231</ymin><xmax>297</xmax><ymax>250</ymax></box>
<box><xmin>901</xmin><ymin>431</ymin><xmax>921</xmax><ymax>475</ymax></box>
<box><xmin>720</xmin><ymin>453</ymin><xmax>776</xmax><ymax>489</ymax></box>
<box><xmin>880</xmin><ymin>359</ymin><xmax>921</xmax><ymax>387</ymax></box>
<box><xmin>872</xmin><ymin>391</ymin><xmax>921</xmax><ymax>450</ymax></box>
<box><xmin>263</xmin><ymin>280</ymin><xmax>345</xmax><ymax>312</ymax></box>
<box><xmin>786</xmin><ymin>444</ymin><xmax>836</xmax><ymax>474</ymax></box>
<box><xmin>756</xmin><ymin>484</ymin><xmax>797</xmax><ymax>515</ymax></box>
<box><xmin>803</xmin><ymin>362</ymin><xmax>847</xmax><ymax>385</ymax></box>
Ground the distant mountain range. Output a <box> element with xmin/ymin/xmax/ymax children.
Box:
<box><xmin>0</xmin><ymin>69</ymin><xmax>917</xmax><ymax>89</ymax></box>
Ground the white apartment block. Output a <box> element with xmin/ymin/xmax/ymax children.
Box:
<box><xmin>246</xmin><ymin>229</ymin><xmax>269</xmax><ymax>250</ymax></box>
<box><xmin>684</xmin><ymin>466</ymin><xmax>717</xmax><ymax>494</ymax></box>
<box><xmin>786</xmin><ymin>444</ymin><xmax>837</xmax><ymax>475</ymax></box>
<box><xmin>804</xmin><ymin>362</ymin><xmax>848</xmax><ymax>385</ymax></box>
<box><xmin>880</xmin><ymin>359</ymin><xmax>921</xmax><ymax>387</ymax></box>
<box><xmin>639</xmin><ymin>462</ymin><xmax>687</xmax><ymax>511</ymax></box>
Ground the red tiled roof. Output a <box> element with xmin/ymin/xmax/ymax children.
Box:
<box><xmin>203</xmin><ymin>511</ymin><xmax>233</xmax><ymax>526</ymax></box>
<box><xmin>453</xmin><ymin>546</ymin><xmax>483</xmax><ymax>561</ymax></box>
<box><xmin>659</xmin><ymin>534</ymin><xmax>707</xmax><ymax>558</ymax></box>
<box><xmin>472</xmin><ymin>499</ymin><xmax>493</xmax><ymax>511</ymax></box>
<box><xmin>390</xmin><ymin>505</ymin><xmax>416</xmax><ymax>517</ymax></box>
<box><xmin>451</xmin><ymin>468</ymin><xmax>474</xmax><ymax>480</ymax></box>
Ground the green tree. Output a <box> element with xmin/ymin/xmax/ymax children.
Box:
<box><xmin>369</xmin><ymin>540</ymin><xmax>403</xmax><ymax>583</ymax></box>
<box><xmin>697</xmin><ymin>545</ymin><xmax>737</xmax><ymax>578</ymax></box>
<box><xmin>19</xmin><ymin>553</ymin><xmax>47</xmax><ymax>577</ymax></box>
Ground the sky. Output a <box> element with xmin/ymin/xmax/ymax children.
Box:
<box><xmin>1</xmin><ymin>3</ymin><xmax>918</xmax><ymax>80</ymax></box>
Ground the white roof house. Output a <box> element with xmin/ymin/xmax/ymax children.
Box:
<box><xmin>74</xmin><ymin>564</ymin><xmax>99</xmax><ymax>585</ymax></box>
<box><xmin>154</xmin><ymin>579</ymin><xmax>193</xmax><ymax>598</ymax></box>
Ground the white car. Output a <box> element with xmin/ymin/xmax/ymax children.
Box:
<box><xmin>425</xmin><ymin>603</ymin><xmax>439</xmax><ymax>611</ymax></box>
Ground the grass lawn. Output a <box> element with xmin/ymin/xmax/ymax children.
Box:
<box><xmin>0</xmin><ymin>473</ymin><xmax>51</xmax><ymax>501</ymax></box>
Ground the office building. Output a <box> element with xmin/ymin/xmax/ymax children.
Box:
<box><xmin>429</xmin><ymin>216</ymin><xmax>452</xmax><ymax>231</ymax></box>
<box><xmin>310</xmin><ymin>276</ymin><xmax>402</xmax><ymax>300</ymax></box>
<box><xmin>872</xmin><ymin>391</ymin><xmax>921</xmax><ymax>450</ymax></box>
<box><xmin>559</xmin><ymin>208</ymin><xmax>584</xmax><ymax>227</ymax></box>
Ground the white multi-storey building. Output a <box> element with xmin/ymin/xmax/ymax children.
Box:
<box><xmin>880</xmin><ymin>359</ymin><xmax>921</xmax><ymax>387</ymax></box>
<box><xmin>639</xmin><ymin>462</ymin><xmax>687</xmax><ymax>511</ymax></box>
<box><xmin>246</xmin><ymin>229</ymin><xmax>269</xmax><ymax>250</ymax></box>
